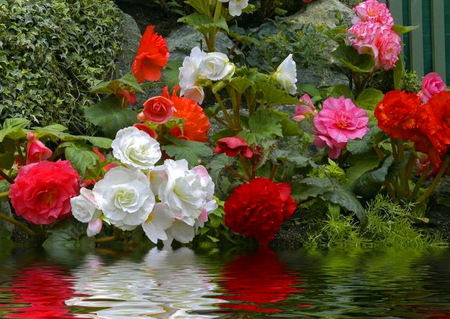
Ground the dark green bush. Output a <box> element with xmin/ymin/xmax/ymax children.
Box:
<box><xmin>0</xmin><ymin>0</ymin><xmax>122</xmax><ymax>134</ymax></box>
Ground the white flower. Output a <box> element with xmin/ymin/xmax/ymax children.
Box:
<box><xmin>142</xmin><ymin>203</ymin><xmax>175</xmax><ymax>244</ymax></box>
<box><xmin>198</xmin><ymin>52</ymin><xmax>235</xmax><ymax>81</ymax></box>
<box><xmin>87</xmin><ymin>218</ymin><xmax>103</xmax><ymax>237</ymax></box>
<box><xmin>179</xmin><ymin>47</ymin><xmax>206</xmax><ymax>104</ymax></box>
<box><xmin>164</xmin><ymin>220</ymin><xmax>196</xmax><ymax>245</ymax></box>
<box><xmin>70</xmin><ymin>188</ymin><xmax>100</xmax><ymax>223</ymax></box>
<box><xmin>93</xmin><ymin>166</ymin><xmax>155</xmax><ymax>231</ymax></box>
<box><xmin>112</xmin><ymin>126</ymin><xmax>161</xmax><ymax>170</ymax></box>
<box><xmin>273</xmin><ymin>54</ymin><xmax>297</xmax><ymax>95</ymax></box>
<box><xmin>218</xmin><ymin>0</ymin><xmax>249</xmax><ymax>17</ymax></box>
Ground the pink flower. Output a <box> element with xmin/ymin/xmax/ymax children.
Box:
<box><xmin>347</xmin><ymin>22</ymin><xmax>401</xmax><ymax>71</ymax></box>
<box><xmin>313</xmin><ymin>96</ymin><xmax>369</xmax><ymax>158</ymax></box>
<box><xmin>302</xmin><ymin>0</ymin><xmax>313</xmax><ymax>3</ymax></box>
<box><xmin>142</xmin><ymin>96</ymin><xmax>175</xmax><ymax>124</ymax></box>
<box><xmin>214</xmin><ymin>136</ymin><xmax>253</xmax><ymax>158</ymax></box>
<box><xmin>417</xmin><ymin>72</ymin><xmax>447</xmax><ymax>103</ymax></box>
<box><xmin>293</xmin><ymin>94</ymin><xmax>316</xmax><ymax>121</ymax></box>
<box><xmin>352</xmin><ymin>0</ymin><xmax>394</xmax><ymax>28</ymax></box>
<box><xmin>9</xmin><ymin>160</ymin><xmax>80</xmax><ymax>225</ymax></box>
<box><xmin>26</xmin><ymin>132</ymin><xmax>53</xmax><ymax>164</ymax></box>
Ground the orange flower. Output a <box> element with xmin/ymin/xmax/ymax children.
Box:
<box><xmin>132</xmin><ymin>26</ymin><xmax>169</xmax><ymax>83</ymax></box>
<box><xmin>162</xmin><ymin>86</ymin><xmax>210</xmax><ymax>142</ymax></box>
<box><xmin>375</xmin><ymin>90</ymin><xmax>424</xmax><ymax>140</ymax></box>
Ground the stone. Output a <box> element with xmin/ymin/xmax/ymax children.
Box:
<box><xmin>115</xmin><ymin>12</ymin><xmax>141</xmax><ymax>78</ymax></box>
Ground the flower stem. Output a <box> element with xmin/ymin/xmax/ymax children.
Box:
<box><xmin>214</xmin><ymin>92</ymin><xmax>233</xmax><ymax>128</ymax></box>
<box><xmin>0</xmin><ymin>210</ymin><xmax>36</xmax><ymax>236</ymax></box>
<box><xmin>417</xmin><ymin>156</ymin><xmax>450</xmax><ymax>204</ymax></box>
<box><xmin>0</xmin><ymin>170</ymin><xmax>14</xmax><ymax>184</ymax></box>
<box><xmin>0</xmin><ymin>191</ymin><xmax>9</xmax><ymax>197</ymax></box>
<box><xmin>95</xmin><ymin>235</ymin><xmax>120</xmax><ymax>244</ymax></box>
<box><xmin>239</xmin><ymin>156</ymin><xmax>252</xmax><ymax>179</ymax></box>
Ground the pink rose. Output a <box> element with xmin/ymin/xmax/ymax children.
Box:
<box><xmin>417</xmin><ymin>72</ymin><xmax>447</xmax><ymax>103</ymax></box>
<box><xmin>293</xmin><ymin>94</ymin><xmax>317</xmax><ymax>121</ymax></box>
<box><xmin>142</xmin><ymin>96</ymin><xmax>175</xmax><ymax>124</ymax></box>
<box><xmin>352</xmin><ymin>0</ymin><xmax>394</xmax><ymax>28</ymax></box>
<box><xmin>9</xmin><ymin>160</ymin><xmax>80</xmax><ymax>225</ymax></box>
<box><xmin>313</xmin><ymin>96</ymin><xmax>369</xmax><ymax>158</ymax></box>
<box><xmin>214</xmin><ymin>136</ymin><xmax>253</xmax><ymax>158</ymax></box>
<box><xmin>26</xmin><ymin>132</ymin><xmax>53</xmax><ymax>164</ymax></box>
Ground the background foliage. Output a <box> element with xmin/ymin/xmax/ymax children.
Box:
<box><xmin>0</xmin><ymin>0</ymin><xmax>122</xmax><ymax>135</ymax></box>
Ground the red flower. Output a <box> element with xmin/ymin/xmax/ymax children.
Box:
<box><xmin>162</xmin><ymin>86</ymin><xmax>210</xmax><ymax>142</ymax></box>
<box><xmin>132</xmin><ymin>26</ymin><xmax>169</xmax><ymax>83</ymax></box>
<box><xmin>423</xmin><ymin>91</ymin><xmax>450</xmax><ymax>153</ymax></box>
<box><xmin>133</xmin><ymin>123</ymin><xmax>158</xmax><ymax>139</ymax></box>
<box><xmin>26</xmin><ymin>133</ymin><xmax>52</xmax><ymax>164</ymax></box>
<box><xmin>116</xmin><ymin>88</ymin><xmax>137</xmax><ymax>105</ymax></box>
<box><xmin>214</xmin><ymin>136</ymin><xmax>253</xmax><ymax>158</ymax></box>
<box><xmin>224</xmin><ymin>178</ymin><xmax>296</xmax><ymax>245</ymax></box>
<box><xmin>375</xmin><ymin>90</ymin><xmax>425</xmax><ymax>140</ymax></box>
<box><xmin>9</xmin><ymin>160</ymin><xmax>80</xmax><ymax>225</ymax></box>
<box><xmin>142</xmin><ymin>95</ymin><xmax>175</xmax><ymax>124</ymax></box>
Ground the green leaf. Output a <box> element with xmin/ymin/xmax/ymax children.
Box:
<box><xmin>321</xmin><ymin>188</ymin><xmax>366</xmax><ymax>225</ymax></box>
<box><xmin>85</xmin><ymin>97</ymin><xmax>137</xmax><ymax>138</ymax></box>
<box><xmin>0</xmin><ymin>138</ymin><xmax>15</xmax><ymax>169</ymax></box>
<box><xmin>178</xmin><ymin>13</ymin><xmax>229</xmax><ymax>34</ymax></box>
<box><xmin>163</xmin><ymin>137</ymin><xmax>212</xmax><ymax>166</ymax></box>
<box><xmin>79</xmin><ymin>136</ymin><xmax>112</xmax><ymax>149</ymax></box>
<box><xmin>393</xmin><ymin>56</ymin><xmax>405</xmax><ymax>90</ymax></box>
<box><xmin>229</xmin><ymin>77</ymin><xmax>252</xmax><ymax>94</ymax></box>
<box><xmin>274</xmin><ymin>150</ymin><xmax>315</xmax><ymax>168</ymax></box>
<box><xmin>118</xmin><ymin>72</ymin><xmax>144</xmax><ymax>93</ymax></box>
<box><xmin>298</xmin><ymin>83</ymin><xmax>322</xmax><ymax>98</ymax></box>
<box><xmin>185</xmin><ymin>0</ymin><xmax>211</xmax><ymax>16</ymax></box>
<box><xmin>332</xmin><ymin>45</ymin><xmax>375</xmax><ymax>73</ymax></box>
<box><xmin>346</xmin><ymin>153</ymin><xmax>381</xmax><ymax>183</ymax></box>
<box><xmin>43</xmin><ymin>220</ymin><xmax>95</xmax><ymax>252</ymax></box>
<box><xmin>90</xmin><ymin>79</ymin><xmax>120</xmax><ymax>94</ymax></box>
<box><xmin>207</xmin><ymin>154</ymin><xmax>232</xmax><ymax>184</ymax></box>
<box><xmin>392</xmin><ymin>25</ymin><xmax>419</xmax><ymax>34</ymax></box>
<box><xmin>327</xmin><ymin>84</ymin><xmax>354</xmax><ymax>99</ymax></box>
<box><xmin>346</xmin><ymin>126</ymin><xmax>382</xmax><ymax>155</ymax></box>
<box><xmin>248</xmin><ymin>109</ymin><xmax>283</xmax><ymax>139</ymax></box>
<box><xmin>62</xmin><ymin>141</ymin><xmax>100</xmax><ymax>175</ymax></box>
<box><xmin>228</xmin><ymin>31</ymin><xmax>260</xmax><ymax>46</ymax></box>
<box><xmin>356</xmin><ymin>88</ymin><xmax>384</xmax><ymax>110</ymax></box>
<box><xmin>259</xmin><ymin>83</ymin><xmax>299</xmax><ymax>106</ymax></box>
<box><xmin>164</xmin><ymin>59</ymin><xmax>183</xmax><ymax>89</ymax></box>
<box><xmin>0</xmin><ymin>118</ymin><xmax>30</xmax><ymax>142</ymax></box>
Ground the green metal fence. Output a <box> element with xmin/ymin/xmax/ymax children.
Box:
<box><xmin>379</xmin><ymin>0</ymin><xmax>449</xmax><ymax>83</ymax></box>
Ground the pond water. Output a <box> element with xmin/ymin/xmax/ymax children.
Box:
<box><xmin>1</xmin><ymin>247</ymin><xmax>450</xmax><ymax>318</ymax></box>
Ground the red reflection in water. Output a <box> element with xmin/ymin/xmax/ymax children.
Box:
<box><xmin>218</xmin><ymin>248</ymin><xmax>311</xmax><ymax>313</ymax></box>
<box><xmin>4</xmin><ymin>264</ymin><xmax>88</xmax><ymax>319</ymax></box>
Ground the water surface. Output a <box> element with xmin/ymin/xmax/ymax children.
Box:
<box><xmin>1</xmin><ymin>247</ymin><xmax>450</xmax><ymax>318</ymax></box>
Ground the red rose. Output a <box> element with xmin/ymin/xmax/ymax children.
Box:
<box><xmin>375</xmin><ymin>90</ymin><xmax>425</xmax><ymax>140</ymax></box>
<box><xmin>224</xmin><ymin>178</ymin><xmax>296</xmax><ymax>245</ymax></box>
<box><xmin>26</xmin><ymin>132</ymin><xmax>52</xmax><ymax>164</ymax></box>
<box><xmin>214</xmin><ymin>136</ymin><xmax>253</xmax><ymax>158</ymax></box>
<box><xmin>142</xmin><ymin>96</ymin><xmax>174</xmax><ymax>124</ymax></box>
<box><xmin>132</xmin><ymin>26</ymin><xmax>169</xmax><ymax>83</ymax></box>
<box><xmin>9</xmin><ymin>160</ymin><xmax>80</xmax><ymax>225</ymax></box>
<box><xmin>162</xmin><ymin>86</ymin><xmax>210</xmax><ymax>142</ymax></box>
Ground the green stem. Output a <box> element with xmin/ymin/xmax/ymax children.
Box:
<box><xmin>0</xmin><ymin>211</ymin><xmax>36</xmax><ymax>236</ymax></box>
<box><xmin>227</xmin><ymin>87</ymin><xmax>241</xmax><ymax>131</ymax></box>
<box><xmin>0</xmin><ymin>191</ymin><xmax>9</xmax><ymax>197</ymax></box>
<box><xmin>225</xmin><ymin>166</ymin><xmax>248</xmax><ymax>181</ymax></box>
<box><xmin>0</xmin><ymin>170</ymin><xmax>13</xmax><ymax>184</ymax></box>
<box><xmin>411</xmin><ymin>165</ymin><xmax>433</xmax><ymax>199</ymax></box>
<box><xmin>417</xmin><ymin>156</ymin><xmax>450</xmax><ymax>204</ymax></box>
<box><xmin>269</xmin><ymin>163</ymin><xmax>279</xmax><ymax>181</ymax></box>
<box><xmin>239</xmin><ymin>156</ymin><xmax>252</xmax><ymax>180</ymax></box>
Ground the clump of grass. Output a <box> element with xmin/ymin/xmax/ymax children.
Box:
<box><xmin>302</xmin><ymin>194</ymin><xmax>443</xmax><ymax>248</ymax></box>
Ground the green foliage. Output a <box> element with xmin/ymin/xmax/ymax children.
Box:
<box><xmin>0</xmin><ymin>0</ymin><xmax>122</xmax><ymax>135</ymax></box>
<box><xmin>303</xmin><ymin>194</ymin><xmax>442</xmax><ymax>248</ymax></box>
<box><xmin>42</xmin><ymin>219</ymin><xmax>95</xmax><ymax>252</ymax></box>
<box><xmin>332</xmin><ymin>45</ymin><xmax>376</xmax><ymax>73</ymax></box>
<box><xmin>163</xmin><ymin>137</ymin><xmax>213</xmax><ymax>166</ymax></box>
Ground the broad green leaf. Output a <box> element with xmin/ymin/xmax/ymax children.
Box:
<box><xmin>258</xmin><ymin>83</ymin><xmax>299</xmax><ymax>106</ymax></box>
<box><xmin>392</xmin><ymin>25</ymin><xmax>419</xmax><ymax>34</ymax></box>
<box><xmin>85</xmin><ymin>97</ymin><xmax>137</xmax><ymax>138</ymax></box>
<box><xmin>228</xmin><ymin>31</ymin><xmax>260</xmax><ymax>46</ymax></box>
<box><xmin>327</xmin><ymin>84</ymin><xmax>354</xmax><ymax>99</ymax></box>
<box><xmin>43</xmin><ymin>220</ymin><xmax>95</xmax><ymax>252</ymax></box>
<box><xmin>356</xmin><ymin>88</ymin><xmax>384</xmax><ymax>110</ymax></box>
<box><xmin>0</xmin><ymin>138</ymin><xmax>15</xmax><ymax>169</ymax></box>
<box><xmin>62</xmin><ymin>141</ymin><xmax>101</xmax><ymax>175</ymax></box>
<box><xmin>206</xmin><ymin>154</ymin><xmax>232</xmax><ymax>184</ymax></box>
<box><xmin>178</xmin><ymin>13</ymin><xmax>229</xmax><ymax>34</ymax></box>
<box><xmin>347</xmin><ymin>126</ymin><xmax>383</xmax><ymax>155</ymax></box>
<box><xmin>248</xmin><ymin>109</ymin><xmax>283</xmax><ymax>139</ymax></box>
<box><xmin>332</xmin><ymin>45</ymin><xmax>375</xmax><ymax>73</ymax></box>
<box><xmin>90</xmin><ymin>79</ymin><xmax>119</xmax><ymax>94</ymax></box>
<box><xmin>185</xmin><ymin>0</ymin><xmax>211</xmax><ymax>16</ymax></box>
<box><xmin>79</xmin><ymin>136</ymin><xmax>112</xmax><ymax>149</ymax></box>
<box><xmin>0</xmin><ymin>118</ymin><xmax>29</xmax><ymax>142</ymax></box>
<box><xmin>298</xmin><ymin>83</ymin><xmax>322</xmax><ymax>98</ymax></box>
<box><xmin>118</xmin><ymin>72</ymin><xmax>144</xmax><ymax>93</ymax></box>
<box><xmin>322</xmin><ymin>188</ymin><xmax>366</xmax><ymax>225</ymax></box>
<box><xmin>163</xmin><ymin>137</ymin><xmax>212</xmax><ymax>166</ymax></box>
<box><xmin>229</xmin><ymin>77</ymin><xmax>252</xmax><ymax>94</ymax></box>
<box><xmin>164</xmin><ymin>59</ymin><xmax>183</xmax><ymax>89</ymax></box>
<box><xmin>274</xmin><ymin>150</ymin><xmax>315</xmax><ymax>168</ymax></box>
<box><xmin>346</xmin><ymin>153</ymin><xmax>381</xmax><ymax>183</ymax></box>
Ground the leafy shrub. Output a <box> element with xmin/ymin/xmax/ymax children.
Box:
<box><xmin>0</xmin><ymin>0</ymin><xmax>122</xmax><ymax>135</ymax></box>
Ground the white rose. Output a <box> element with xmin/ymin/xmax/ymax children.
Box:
<box><xmin>218</xmin><ymin>0</ymin><xmax>249</xmax><ymax>17</ymax></box>
<box><xmin>198</xmin><ymin>52</ymin><xmax>235</xmax><ymax>81</ymax></box>
<box><xmin>70</xmin><ymin>188</ymin><xmax>101</xmax><ymax>223</ymax></box>
<box><xmin>93</xmin><ymin>166</ymin><xmax>155</xmax><ymax>230</ymax></box>
<box><xmin>273</xmin><ymin>54</ymin><xmax>297</xmax><ymax>95</ymax></box>
<box><xmin>112</xmin><ymin>126</ymin><xmax>161</xmax><ymax>170</ymax></box>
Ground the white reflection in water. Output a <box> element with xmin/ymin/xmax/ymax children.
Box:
<box><xmin>66</xmin><ymin>248</ymin><xmax>223</xmax><ymax>318</ymax></box>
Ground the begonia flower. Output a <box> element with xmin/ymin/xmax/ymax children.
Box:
<box><xmin>273</xmin><ymin>54</ymin><xmax>297</xmax><ymax>94</ymax></box>
<box><xmin>142</xmin><ymin>95</ymin><xmax>175</xmax><ymax>124</ymax></box>
<box><xmin>352</xmin><ymin>0</ymin><xmax>394</xmax><ymax>27</ymax></box>
<box><xmin>293</xmin><ymin>94</ymin><xmax>317</xmax><ymax>121</ymax></box>
<box><xmin>218</xmin><ymin>0</ymin><xmax>249</xmax><ymax>17</ymax></box>
<box><xmin>142</xmin><ymin>203</ymin><xmax>175</xmax><ymax>244</ymax></box>
<box><xmin>214</xmin><ymin>136</ymin><xmax>253</xmax><ymax>158</ymax></box>
<box><xmin>132</xmin><ymin>26</ymin><xmax>169</xmax><ymax>82</ymax></box>
<box><xmin>198</xmin><ymin>52</ymin><xmax>235</xmax><ymax>81</ymax></box>
<box><xmin>25</xmin><ymin>132</ymin><xmax>52</xmax><ymax>164</ymax></box>
<box><xmin>179</xmin><ymin>46</ymin><xmax>207</xmax><ymax>104</ymax></box>
<box><xmin>418</xmin><ymin>72</ymin><xmax>447</xmax><ymax>103</ymax></box>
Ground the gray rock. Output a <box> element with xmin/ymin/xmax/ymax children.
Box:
<box><xmin>115</xmin><ymin>12</ymin><xmax>141</xmax><ymax>78</ymax></box>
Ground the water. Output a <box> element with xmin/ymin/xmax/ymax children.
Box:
<box><xmin>1</xmin><ymin>247</ymin><xmax>450</xmax><ymax>318</ymax></box>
